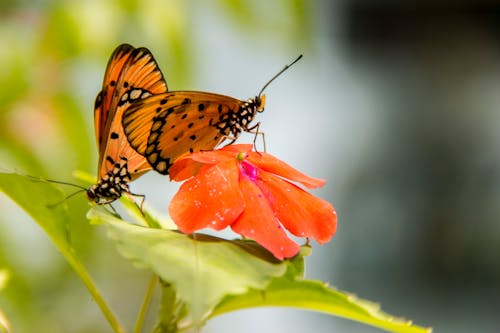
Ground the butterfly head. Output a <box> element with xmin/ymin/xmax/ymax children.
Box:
<box><xmin>86</xmin><ymin>186</ymin><xmax>98</xmax><ymax>203</ymax></box>
<box><xmin>85</xmin><ymin>174</ymin><xmax>126</xmax><ymax>204</ymax></box>
<box><xmin>86</xmin><ymin>184</ymin><xmax>108</xmax><ymax>204</ymax></box>
<box><xmin>255</xmin><ymin>94</ymin><xmax>266</xmax><ymax>113</ymax></box>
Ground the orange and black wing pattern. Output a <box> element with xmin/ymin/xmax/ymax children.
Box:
<box><xmin>122</xmin><ymin>91</ymin><xmax>256</xmax><ymax>174</ymax></box>
<box><xmin>93</xmin><ymin>44</ymin><xmax>168</xmax><ymax>180</ymax></box>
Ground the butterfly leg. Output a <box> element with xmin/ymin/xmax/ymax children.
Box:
<box><xmin>132</xmin><ymin>193</ymin><xmax>146</xmax><ymax>217</ymax></box>
<box><xmin>123</xmin><ymin>191</ymin><xmax>146</xmax><ymax>217</ymax></box>
<box><xmin>247</xmin><ymin>122</ymin><xmax>266</xmax><ymax>153</ymax></box>
<box><xmin>107</xmin><ymin>202</ymin><xmax>120</xmax><ymax>216</ymax></box>
<box><xmin>221</xmin><ymin>135</ymin><xmax>238</xmax><ymax>147</ymax></box>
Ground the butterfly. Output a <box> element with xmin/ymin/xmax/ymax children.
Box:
<box><xmin>86</xmin><ymin>43</ymin><xmax>168</xmax><ymax>204</ymax></box>
<box><xmin>122</xmin><ymin>54</ymin><xmax>302</xmax><ymax>175</ymax></box>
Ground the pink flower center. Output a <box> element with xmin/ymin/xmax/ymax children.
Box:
<box><xmin>239</xmin><ymin>159</ymin><xmax>258</xmax><ymax>182</ymax></box>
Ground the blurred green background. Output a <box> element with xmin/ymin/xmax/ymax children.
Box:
<box><xmin>1</xmin><ymin>1</ymin><xmax>499</xmax><ymax>332</ymax></box>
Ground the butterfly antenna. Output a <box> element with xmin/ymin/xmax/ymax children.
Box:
<box><xmin>47</xmin><ymin>189</ymin><xmax>86</xmax><ymax>208</ymax></box>
<box><xmin>258</xmin><ymin>54</ymin><xmax>303</xmax><ymax>97</ymax></box>
<box><xmin>27</xmin><ymin>175</ymin><xmax>87</xmax><ymax>191</ymax></box>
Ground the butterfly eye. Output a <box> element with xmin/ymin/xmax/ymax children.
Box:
<box><xmin>86</xmin><ymin>188</ymin><xmax>96</xmax><ymax>201</ymax></box>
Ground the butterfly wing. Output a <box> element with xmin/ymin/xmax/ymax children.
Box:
<box><xmin>94</xmin><ymin>44</ymin><xmax>134</xmax><ymax>151</ymax></box>
<box><xmin>94</xmin><ymin>44</ymin><xmax>168</xmax><ymax>180</ymax></box>
<box><xmin>122</xmin><ymin>91</ymin><xmax>244</xmax><ymax>174</ymax></box>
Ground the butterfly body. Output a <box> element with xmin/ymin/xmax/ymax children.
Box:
<box><xmin>122</xmin><ymin>91</ymin><xmax>266</xmax><ymax>174</ymax></box>
<box><xmin>86</xmin><ymin>157</ymin><xmax>132</xmax><ymax>204</ymax></box>
<box><xmin>212</xmin><ymin>95</ymin><xmax>265</xmax><ymax>137</ymax></box>
<box><xmin>89</xmin><ymin>43</ymin><xmax>167</xmax><ymax>203</ymax></box>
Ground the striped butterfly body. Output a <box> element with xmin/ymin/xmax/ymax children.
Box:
<box><xmin>122</xmin><ymin>55</ymin><xmax>302</xmax><ymax>175</ymax></box>
<box><xmin>87</xmin><ymin>43</ymin><xmax>167</xmax><ymax>204</ymax></box>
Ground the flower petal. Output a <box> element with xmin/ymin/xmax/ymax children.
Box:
<box><xmin>169</xmin><ymin>145</ymin><xmax>252</xmax><ymax>181</ymax></box>
<box><xmin>169</xmin><ymin>159</ymin><xmax>205</xmax><ymax>181</ymax></box>
<box><xmin>169</xmin><ymin>151</ymin><xmax>229</xmax><ymax>181</ymax></box>
<box><xmin>247</xmin><ymin>151</ymin><xmax>325</xmax><ymax>189</ymax></box>
<box><xmin>230</xmin><ymin>177</ymin><xmax>300</xmax><ymax>260</ymax></box>
<box><xmin>219</xmin><ymin>144</ymin><xmax>253</xmax><ymax>155</ymax></box>
<box><xmin>256</xmin><ymin>170</ymin><xmax>337</xmax><ymax>243</ymax></box>
<box><xmin>169</xmin><ymin>160</ymin><xmax>245</xmax><ymax>233</ymax></box>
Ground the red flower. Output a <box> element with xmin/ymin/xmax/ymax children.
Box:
<box><xmin>168</xmin><ymin>144</ymin><xmax>337</xmax><ymax>260</ymax></box>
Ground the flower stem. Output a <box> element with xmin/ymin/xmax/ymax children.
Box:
<box><xmin>134</xmin><ymin>275</ymin><xmax>158</xmax><ymax>333</ymax></box>
<box><xmin>154</xmin><ymin>281</ymin><xmax>183</xmax><ymax>333</ymax></box>
<box><xmin>64</xmin><ymin>248</ymin><xmax>125</xmax><ymax>333</ymax></box>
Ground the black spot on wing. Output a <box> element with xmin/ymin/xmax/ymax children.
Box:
<box><xmin>94</xmin><ymin>91</ymin><xmax>103</xmax><ymax>109</ymax></box>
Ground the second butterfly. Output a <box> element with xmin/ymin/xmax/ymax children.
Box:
<box><xmin>122</xmin><ymin>52</ymin><xmax>302</xmax><ymax>175</ymax></box>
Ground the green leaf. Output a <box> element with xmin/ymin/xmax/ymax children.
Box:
<box><xmin>88</xmin><ymin>202</ymin><xmax>430</xmax><ymax>333</ymax></box>
<box><xmin>0</xmin><ymin>269</ymin><xmax>10</xmax><ymax>333</ymax></box>
<box><xmin>0</xmin><ymin>309</ymin><xmax>11</xmax><ymax>333</ymax></box>
<box><xmin>0</xmin><ymin>172</ymin><xmax>125</xmax><ymax>333</ymax></box>
<box><xmin>0</xmin><ymin>269</ymin><xmax>10</xmax><ymax>292</ymax></box>
<box><xmin>88</xmin><ymin>207</ymin><xmax>289</xmax><ymax>328</ymax></box>
<box><xmin>0</xmin><ymin>172</ymin><xmax>70</xmax><ymax>246</ymax></box>
<box><xmin>211</xmin><ymin>277</ymin><xmax>432</xmax><ymax>333</ymax></box>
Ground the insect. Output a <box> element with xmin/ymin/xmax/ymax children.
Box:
<box><xmin>122</xmin><ymin>54</ymin><xmax>302</xmax><ymax>175</ymax></box>
<box><xmin>86</xmin><ymin>43</ymin><xmax>168</xmax><ymax>204</ymax></box>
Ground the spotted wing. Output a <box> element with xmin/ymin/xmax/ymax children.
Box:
<box><xmin>122</xmin><ymin>91</ymin><xmax>244</xmax><ymax>174</ymax></box>
<box><xmin>94</xmin><ymin>44</ymin><xmax>134</xmax><ymax>151</ymax></box>
<box><xmin>94</xmin><ymin>44</ymin><xmax>168</xmax><ymax>179</ymax></box>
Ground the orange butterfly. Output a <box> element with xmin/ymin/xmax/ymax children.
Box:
<box><xmin>86</xmin><ymin>44</ymin><xmax>167</xmax><ymax>204</ymax></box>
<box><xmin>122</xmin><ymin>55</ymin><xmax>302</xmax><ymax>175</ymax></box>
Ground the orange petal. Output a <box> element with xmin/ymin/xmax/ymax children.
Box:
<box><xmin>169</xmin><ymin>151</ymin><xmax>231</xmax><ymax>181</ymax></box>
<box><xmin>256</xmin><ymin>170</ymin><xmax>337</xmax><ymax>243</ymax></box>
<box><xmin>169</xmin><ymin>159</ymin><xmax>204</xmax><ymax>181</ymax></box>
<box><xmin>230</xmin><ymin>177</ymin><xmax>300</xmax><ymax>260</ymax></box>
<box><xmin>170</xmin><ymin>146</ymin><xmax>252</xmax><ymax>181</ymax></box>
<box><xmin>247</xmin><ymin>151</ymin><xmax>325</xmax><ymax>189</ymax></box>
<box><xmin>219</xmin><ymin>144</ymin><xmax>253</xmax><ymax>155</ymax></box>
<box><xmin>169</xmin><ymin>160</ymin><xmax>245</xmax><ymax>233</ymax></box>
